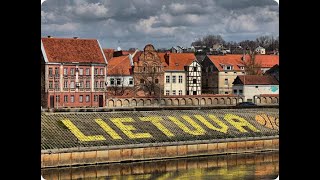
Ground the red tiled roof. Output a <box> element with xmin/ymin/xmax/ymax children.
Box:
<box><xmin>255</xmin><ymin>55</ymin><xmax>279</xmax><ymax>68</ymax></box>
<box><xmin>158</xmin><ymin>53</ymin><xmax>196</xmax><ymax>71</ymax></box>
<box><xmin>41</xmin><ymin>37</ymin><xmax>106</xmax><ymax>64</ymax></box>
<box><xmin>208</xmin><ymin>54</ymin><xmax>279</xmax><ymax>71</ymax></box>
<box><xmin>207</xmin><ymin>55</ymin><xmax>246</xmax><ymax>71</ymax></box>
<box><xmin>103</xmin><ymin>48</ymin><xmax>114</xmax><ymax>61</ymax></box>
<box><xmin>235</xmin><ymin>75</ymin><xmax>279</xmax><ymax>85</ymax></box>
<box><xmin>107</xmin><ymin>55</ymin><xmax>133</xmax><ymax>76</ymax></box>
<box><xmin>133</xmin><ymin>51</ymin><xmax>143</xmax><ymax>62</ymax></box>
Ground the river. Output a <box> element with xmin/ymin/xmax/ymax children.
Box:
<box><xmin>42</xmin><ymin>151</ymin><xmax>278</xmax><ymax>180</ymax></box>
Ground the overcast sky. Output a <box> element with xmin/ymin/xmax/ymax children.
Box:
<box><xmin>41</xmin><ymin>0</ymin><xmax>279</xmax><ymax>50</ymax></box>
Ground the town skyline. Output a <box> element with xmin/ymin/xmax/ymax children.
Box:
<box><xmin>41</xmin><ymin>0</ymin><xmax>279</xmax><ymax>50</ymax></box>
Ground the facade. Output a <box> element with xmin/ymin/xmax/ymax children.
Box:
<box><xmin>201</xmin><ymin>54</ymin><xmax>279</xmax><ymax>94</ymax></box>
<box><xmin>106</xmin><ymin>51</ymin><xmax>138</xmax><ymax>96</ymax></box>
<box><xmin>255</xmin><ymin>46</ymin><xmax>266</xmax><ymax>55</ymax></box>
<box><xmin>159</xmin><ymin>53</ymin><xmax>201</xmax><ymax>96</ymax></box>
<box><xmin>201</xmin><ymin>55</ymin><xmax>246</xmax><ymax>94</ymax></box>
<box><xmin>41</xmin><ymin>37</ymin><xmax>108</xmax><ymax>108</ymax></box>
<box><xmin>265</xmin><ymin>64</ymin><xmax>279</xmax><ymax>81</ymax></box>
<box><xmin>232</xmin><ymin>75</ymin><xmax>279</xmax><ymax>102</ymax></box>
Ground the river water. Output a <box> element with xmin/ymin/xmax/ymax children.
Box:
<box><xmin>42</xmin><ymin>151</ymin><xmax>278</xmax><ymax>180</ymax></box>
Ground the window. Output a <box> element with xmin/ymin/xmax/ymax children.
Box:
<box><xmin>54</xmin><ymin>82</ymin><xmax>59</xmax><ymax>90</ymax></box>
<box><xmin>86</xmin><ymin>95</ymin><xmax>90</xmax><ymax>102</ymax></box>
<box><xmin>143</xmin><ymin>67</ymin><xmax>146</xmax><ymax>72</ymax></box>
<box><xmin>116</xmin><ymin>79</ymin><xmax>121</xmax><ymax>85</ymax></box>
<box><xmin>225</xmin><ymin>65</ymin><xmax>232</xmax><ymax>70</ymax></box>
<box><xmin>166</xmin><ymin>90</ymin><xmax>170</xmax><ymax>95</ymax></box>
<box><xmin>172</xmin><ymin>90</ymin><xmax>176</xmax><ymax>95</ymax></box>
<box><xmin>140</xmin><ymin>79</ymin><xmax>144</xmax><ymax>84</ymax></box>
<box><xmin>54</xmin><ymin>67</ymin><xmax>59</xmax><ymax>75</ymax></box>
<box><xmin>210</xmin><ymin>66</ymin><xmax>213</xmax><ymax>72</ymax></box>
<box><xmin>178</xmin><ymin>76</ymin><xmax>183</xmax><ymax>83</ymax></box>
<box><xmin>64</xmin><ymin>81</ymin><xmax>68</xmax><ymax>88</ymax></box>
<box><xmin>95</xmin><ymin>81</ymin><xmax>98</xmax><ymax>88</ymax></box>
<box><xmin>239</xmin><ymin>90</ymin><xmax>243</xmax><ymax>94</ymax></box>
<box><xmin>166</xmin><ymin>76</ymin><xmax>170</xmax><ymax>83</ymax></box>
<box><xmin>94</xmin><ymin>68</ymin><xmax>98</xmax><ymax>75</ymax></box>
<box><xmin>100</xmin><ymin>68</ymin><xmax>104</xmax><ymax>75</ymax></box>
<box><xmin>64</xmin><ymin>68</ymin><xmax>68</xmax><ymax>75</ymax></box>
<box><xmin>193</xmin><ymin>79</ymin><xmax>197</xmax><ymax>84</ymax></box>
<box><xmin>86</xmin><ymin>68</ymin><xmax>90</xmax><ymax>75</ymax></box>
<box><xmin>153</xmin><ymin>67</ymin><xmax>156</xmax><ymax>72</ymax></box>
<box><xmin>64</xmin><ymin>95</ymin><xmax>68</xmax><ymax>102</ymax></box>
<box><xmin>193</xmin><ymin>67</ymin><xmax>197</xmax><ymax>71</ymax></box>
<box><xmin>155</xmin><ymin>79</ymin><xmax>159</xmax><ymax>84</ymax></box>
<box><xmin>129</xmin><ymin>78</ymin><xmax>133</xmax><ymax>85</ymax></box>
<box><xmin>70</xmin><ymin>68</ymin><xmax>75</xmax><ymax>75</ymax></box>
<box><xmin>206</xmin><ymin>67</ymin><xmax>208</xmax><ymax>72</ymax></box>
<box><xmin>94</xmin><ymin>95</ymin><xmax>98</xmax><ymax>102</ymax></box>
<box><xmin>225</xmin><ymin>92</ymin><xmax>228</xmax><ymax>94</ymax></box>
<box><xmin>56</xmin><ymin>95</ymin><xmax>60</xmax><ymax>103</ymax></box>
<box><xmin>86</xmin><ymin>81</ymin><xmax>90</xmax><ymax>88</ymax></box>
<box><xmin>49</xmin><ymin>81</ymin><xmax>53</xmax><ymax>89</ymax></box>
<box><xmin>179</xmin><ymin>90</ymin><xmax>182</xmax><ymax>95</ymax></box>
<box><xmin>70</xmin><ymin>95</ymin><xmax>74</xmax><ymax>103</ymax></box>
<box><xmin>79</xmin><ymin>81</ymin><xmax>83</xmax><ymax>88</ymax></box>
<box><xmin>193</xmin><ymin>91</ymin><xmax>197</xmax><ymax>95</ymax></box>
<box><xmin>79</xmin><ymin>95</ymin><xmax>83</xmax><ymax>102</ymax></box>
<box><xmin>172</xmin><ymin>76</ymin><xmax>176</xmax><ymax>83</ymax></box>
<box><xmin>110</xmin><ymin>78</ymin><xmax>114</xmax><ymax>85</ymax></box>
<box><xmin>233</xmin><ymin>89</ymin><xmax>237</xmax><ymax>94</ymax></box>
<box><xmin>49</xmin><ymin>68</ymin><xmax>53</xmax><ymax>75</ymax></box>
<box><xmin>70</xmin><ymin>81</ymin><xmax>75</xmax><ymax>88</ymax></box>
<box><xmin>234</xmin><ymin>72</ymin><xmax>237</xmax><ymax>74</ymax></box>
<box><xmin>79</xmin><ymin>68</ymin><xmax>83</xmax><ymax>75</ymax></box>
<box><xmin>224</xmin><ymin>79</ymin><xmax>228</xmax><ymax>85</ymax></box>
<box><xmin>255</xmin><ymin>86</ymin><xmax>259</xmax><ymax>88</ymax></box>
<box><xmin>225</xmin><ymin>72</ymin><xmax>228</xmax><ymax>74</ymax></box>
<box><xmin>240</xmin><ymin>66</ymin><xmax>245</xmax><ymax>70</ymax></box>
<box><xmin>100</xmin><ymin>81</ymin><xmax>104</xmax><ymax>88</ymax></box>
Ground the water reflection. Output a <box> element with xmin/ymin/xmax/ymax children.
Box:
<box><xmin>42</xmin><ymin>151</ymin><xmax>278</xmax><ymax>180</ymax></box>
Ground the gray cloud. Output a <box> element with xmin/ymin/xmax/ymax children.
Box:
<box><xmin>41</xmin><ymin>0</ymin><xmax>279</xmax><ymax>49</ymax></box>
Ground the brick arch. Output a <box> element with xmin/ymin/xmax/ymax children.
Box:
<box><xmin>213</xmin><ymin>98</ymin><xmax>219</xmax><ymax>104</ymax></box>
<box><xmin>161</xmin><ymin>99</ymin><xmax>166</xmax><ymax>106</ymax></box>
<box><xmin>180</xmin><ymin>98</ymin><xmax>186</xmax><ymax>105</ymax></box>
<box><xmin>261</xmin><ymin>97</ymin><xmax>267</xmax><ymax>104</ymax></box>
<box><xmin>194</xmin><ymin>98</ymin><xmax>199</xmax><ymax>105</ymax></box>
<box><xmin>187</xmin><ymin>98</ymin><xmax>193</xmax><ymax>105</ymax></box>
<box><xmin>219</xmin><ymin>98</ymin><xmax>225</xmax><ymax>105</ymax></box>
<box><xmin>226</xmin><ymin>98</ymin><xmax>231</xmax><ymax>105</ymax></box>
<box><xmin>123</xmin><ymin>99</ymin><xmax>130</xmax><ymax>107</ymax></box>
<box><xmin>131</xmin><ymin>99</ymin><xmax>137</xmax><ymax>106</ymax></box>
<box><xmin>153</xmin><ymin>99</ymin><xmax>159</xmax><ymax>106</ymax></box>
<box><xmin>116</xmin><ymin>100</ymin><xmax>122</xmax><ymax>107</ymax></box>
<box><xmin>138</xmin><ymin>99</ymin><xmax>144</xmax><ymax>106</ymax></box>
<box><xmin>238</xmin><ymin>98</ymin><xmax>243</xmax><ymax>103</ymax></box>
<box><xmin>173</xmin><ymin>98</ymin><xmax>179</xmax><ymax>106</ymax></box>
<box><xmin>267</xmin><ymin>97</ymin><xmax>272</xmax><ymax>104</ymax></box>
<box><xmin>200</xmin><ymin>98</ymin><xmax>206</xmax><ymax>105</ymax></box>
<box><xmin>274</xmin><ymin>97</ymin><xmax>279</xmax><ymax>103</ymax></box>
<box><xmin>232</xmin><ymin>98</ymin><xmax>237</xmax><ymax>105</ymax></box>
<box><xmin>207</xmin><ymin>98</ymin><xmax>212</xmax><ymax>105</ymax></box>
<box><xmin>167</xmin><ymin>99</ymin><xmax>172</xmax><ymax>106</ymax></box>
<box><xmin>145</xmin><ymin>99</ymin><xmax>151</xmax><ymax>106</ymax></box>
<box><xmin>108</xmin><ymin>100</ymin><xmax>114</xmax><ymax>107</ymax></box>
<box><xmin>256</xmin><ymin>97</ymin><xmax>261</xmax><ymax>104</ymax></box>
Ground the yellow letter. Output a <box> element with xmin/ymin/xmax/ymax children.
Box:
<box><xmin>111</xmin><ymin>118</ymin><xmax>152</xmax><ymax>139</ymax></box>
<box><xmin>61</xmin><ymin>119</ymin><xmax>106</xmax><ymax>141</ymax></box>
<box><xmin>224</xmin><ymin>114</ymin><xmax>260</xmax><ymax>132</ymax></box>
<box><xmin>139</xmin><ymin>116</ymin><xmax>174</xmax><ymax>137</ymax></box>
<box><xmin>194</xmin><ymin>114</ymin><xmax>228</xmax><ymax>133</ymax></box>
<box><xmin>168</xmin><ymin>116</ymin><xmax>205</xmax><ymax>135</ymax></box>
<box><xmin>95</xmin><ymin>119</ymin><xmax>122</xmax><ymax>139</ymax></box>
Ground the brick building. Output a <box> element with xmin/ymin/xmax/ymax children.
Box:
<box><xmin>41</xmin><ymin>37</ymin><xmax>108</xmax><ymax>108</ymax></box>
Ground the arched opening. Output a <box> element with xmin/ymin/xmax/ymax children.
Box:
<box><xmin>131</xmin><ymin>99</ymin><xmax>137</xmax><ymax>106</ymax></box>
<box><xmin>180</xmin><ymin>98</ymin><xmax>186</xmax><ymax>105</ymax></box>
<box><xmin>138</xmin><ymin>99</ymin><xmax>144</xmax><ymax>106</ymax></box>
<box><xmin>116</xmin><ymin>100</ymin><xmax>122</xmax><ymax>107</ymax></box>
<box><xmin>201</xmin><ymin>98</ymin><xmax>206</xmax><ymax>105</ymax></box>
<box><xmin>108</xmin><ymin>100</ymin><xmax>114</xmax><ymax>107</ymax></box>
<box><xmin>123</xmin><ymin>99</ymin><xmax>130</xmax><ymax>107</ymax></box>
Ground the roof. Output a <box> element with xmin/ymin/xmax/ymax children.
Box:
<box><xmin>158</xmin><ymin>53</ymin><xmax>197</xmax><ymax>71</ymax></box>
<box><xmin>103</xmin><ymin>48</ymin><xmax>114</xmax><ymax>61</ymax></box>
<box><xmin>233</xmin><ymin>75</ymin><xmax>279</xmax><ymax>85</ymax></box>
<box><xmin>107</xmin><ymin>55</ymin><xmax>133</xmax><ymax>76</ymax></box>
<box><xmin>207</xmin><ymin>54</ymin><xmax>279</xmax><ymax>71</ymax></box>
<box><xmin>207</xmin><ymin>55</ymin><xmax>246</xmax><ymax>71</ymax></box>
<box><xmin>41</xmin><ymin>37</ymin><xmax>106</xmax><ymax>64</ymax></box>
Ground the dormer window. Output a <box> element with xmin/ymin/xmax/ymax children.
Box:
<box><xmin>240</xmin><ymin>66</ymin><xmax>245</xmax><ymax>70</ymax></box>
<box><xmin>224</xmin><ymin>65</ymin><xmax>233</xmax><ymax>70</ymax></box>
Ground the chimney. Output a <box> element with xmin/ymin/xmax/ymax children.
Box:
<box><xmin>73</xmin><ymin>37</ymin><xmax>78</xmax><ymax>39</ymax></box>
<box><xmin>47</xmin><ymin>36</ymin><xmax>52</xmax><ymax>38</ymax></box>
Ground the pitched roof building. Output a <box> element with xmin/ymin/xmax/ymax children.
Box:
<box><xmin>41</xmin><ymin>37</ymin><xmax>107</xmax><ymax>108</ymax></box>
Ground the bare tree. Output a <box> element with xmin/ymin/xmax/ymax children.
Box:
<box><xmin>242</xmin><ymin>50</ymin><xmax>262</xmax><ymax>75</ymax></box>
<box><xmin>135</xmin><ymin>66</ymin><xmax>162</xmax><ymax>97</ymax></box>
<box><xmin>108</xmin><ymin>69</ymin><xmax>125</xmax><ymax>96</ymax></box>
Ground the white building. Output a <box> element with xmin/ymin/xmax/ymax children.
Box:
<box><xmin>159</xmin><ymin>53</ymin><xmax>201</xmax><ymax>96</ymax></box>
<box><xmin>255</xmin><ymin>46</ymin><xmax>266</xmax><ymax>55</ymax></box>
<box><xmin>232</xmin><ymin>75</ymin><xmax>279</xmax><ymax>102</ymax></box>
